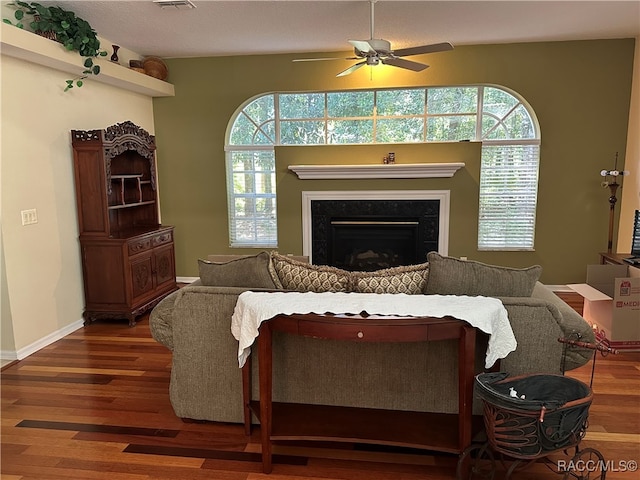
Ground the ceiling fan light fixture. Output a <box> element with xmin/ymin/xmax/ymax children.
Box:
<box><xmin>153</xmin><ymin>0</ymin><xmax>196</xmax><ymax>10</ymax></box>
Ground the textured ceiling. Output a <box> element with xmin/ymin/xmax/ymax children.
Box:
<box><xmin>30</xmin><ymin>1</ymin><xmax>640</xmax><ymax>58</ymax></box>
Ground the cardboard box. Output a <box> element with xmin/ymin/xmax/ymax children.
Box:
<box><xmin>568</xmin><ymin>264</ymin><xmax>640</xmax><ymax>351</ymax></box>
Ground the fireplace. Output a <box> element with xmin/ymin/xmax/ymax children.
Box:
<box><xmin>302</xmin><ymin>191</ymin><xmax>450</xmax><ymax>270</ymax></box>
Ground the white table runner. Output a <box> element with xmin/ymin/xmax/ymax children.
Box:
<box><xmin>231</xmin><ymin>291</ymin><xmax>517</xmax><ymax>369</ymax></box>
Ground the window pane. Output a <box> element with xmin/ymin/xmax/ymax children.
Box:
<box><xmin>483</xmin><ymin>87</ymin><xmax>519</xmax><ymax>118</ymax></box>
<box><xmin>234</xmin><ymin>197</ymin><xmax>252</xmax><ymax>216</ymax></box>
<box><xmin>376</xmin><ymin>118</ymin><xmax>424</xmax><ymax>142</ymax></box>
<box><xmin>280</xmin><ymin>120</ymin><xmax>325</xmax><ymax>144</ymax></box>
<box><xmin>233</xmin><ymin>173</ymin><xmax>254</xmax><ymax>193</ymax></box>
<box><xmin>255</xmin><ymin>218</ymin><xmax>277</xmax><ymax>239</ymax></box>
<box><xmin>254</xmin><ymin>154</ymin><xmax>275</xmax><ymax>171</ymax></box>
<box><xmin>426</xmin><ymin>116</ymin><xmax>476</xmax><ymax>141</ymax></box>
<box><xmin>229</xmin><ymin>115</ymin><xmax>275</xmax><ymax>145</ymax></box>
<box><xmin>427</xmin><ymin>87</ymin><xmax>477</xmax><ymax>114</ymax></box>
<box><xmin>229</xmin><ymin>114</ymin><xmax>255</xmax><ymax>145</ymax></box>
<box><xmin>327</xmin><ymin>91</ymin><xmax>374</xmax><ymax>117</ymax></box>
<box><xmin>244</xmin><ymin>95</ymin><xmax>275</xmax><ymax>123</ymax></box>
<box><xmin>280</xmin><ymin>93</ymin><xmax>324</xmax><ymax>119</ymax></box>
<box><xmin>233</xmin><ymin>219</ymin><xmax>256</xmax><ymax>240</ymax></box>
<box><xmin>377</xmin><ymin>89</ymin><xmax>425</xmax><ymax>116</ymax></box>
<box><xmin>252</xmin><ymin>120</ymin><xmax>275</xmax><ymax>144</ymax></box>
<box><xmin>254</xmin><ymin>173</ymin><xmax>275</xmax><ymax>194</ymax></box>
<box><xmin>255</xmin><ymin>197</ymin><xmax>276</xmax><ymax>217</ymax></box>
<box><xmin>502</xmin><ymin>104</ymin><xmax>536</xmax><ymax>139</ymax></box>
<box><xmin>328</xmin><ymin>120</ymin><xmax>373</xmax><ymax>143</ymax></box>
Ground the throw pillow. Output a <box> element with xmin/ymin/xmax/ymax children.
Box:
<box><xmin>198</xmin><ymin>251</ymin><xmax>278</xmax><ymax>288</ymax></box>
<box><xmin>424</xmin><ymin>252</ymin><xmax>541</xmax><ymax>297</ymax></box>
<box><xmin>351</xmin><ymin>262</ymin><xmax>430</xmax><ymax>294</ymax></box>
<box><xmin>270</xmin><ymin>252</ymin><xmax>351</xmax><ymax>292</ymax></box>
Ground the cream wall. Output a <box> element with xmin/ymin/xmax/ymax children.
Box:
<box><xmin>0</xmin><ymin>53</ymin><xmax>155</xmax><ymax>360</ymax></box>
<box><xmin>617</xmin><ymin>36</ymin><xmax>640</xmax><ymax>253</ymax></box>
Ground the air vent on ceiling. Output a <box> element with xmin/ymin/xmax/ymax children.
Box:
<box><xmin>153</xmin><ymin>0</ymin><xmax>196</xmax><ymax>9</ymax></box>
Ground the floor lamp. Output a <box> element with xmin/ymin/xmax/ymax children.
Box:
<box><xmin>600</xmin><ymin>152</ymin><xmax>628</xmax><ymax>253</ymax></box>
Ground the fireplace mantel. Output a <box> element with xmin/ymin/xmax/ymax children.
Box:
<box><xmin>288</xmin><ymin>162</ymin><xmax>465</xmax><ymax>180</ymax></box>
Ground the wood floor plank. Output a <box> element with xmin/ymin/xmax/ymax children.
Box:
<box><xmin>2</xmin><ymin>312</ymin><xmax>638</xmax><ymax>480</ymax></box>
<box><xmin>17</xmin><ymin>365</ymin><xmax>147</xmax><ymax>376</ymax></box>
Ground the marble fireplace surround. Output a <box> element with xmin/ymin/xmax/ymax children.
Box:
<box><xmin>301</xmin><ymin>190</ymin><xmax>450</xmax><ymax>265</ymax></box>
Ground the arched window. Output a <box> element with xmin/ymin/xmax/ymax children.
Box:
<box><xmin>225</xmin><ymin>85</ymin><xmax>540</xmax><ymax>250</ymax></box>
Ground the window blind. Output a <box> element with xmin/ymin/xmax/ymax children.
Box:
<box><xmin>478</xmin><ymin>144</ymin><xmax>540</xmax><ymax>250</ymax></box>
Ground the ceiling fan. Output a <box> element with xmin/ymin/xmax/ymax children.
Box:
<box><xmin>294</xmin><ymin>0</ymin><xmax>453</xmax><ymax>77</ymax></box>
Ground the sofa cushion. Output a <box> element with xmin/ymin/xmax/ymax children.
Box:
<box><xmin>198</xmin><ymin>251</ymin><xmax>278</xmax><ymax>288</ymax></box>
<box><xmin>270</xmin><ymin>252</ymin><xmax>351</xmax><ymax>292</ymax></box>
<box><xmin>425</xmin><ymin>252</ymin><xmax>541</xmax><ymax>297</ymax></box>
<box><xmin>351</xmin><ymin>262</ymin><xmax>430</xmax><ymax>294</ymax></box>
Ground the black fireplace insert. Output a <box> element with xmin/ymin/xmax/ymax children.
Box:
<box><xmin>311</xmin><ymin>199</ymin><xmax>439</xmax><ymax>271</ymax></box>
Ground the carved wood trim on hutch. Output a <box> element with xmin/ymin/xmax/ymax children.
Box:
<box><xmin>71</xmin><ymin>121</ymin><xmax>177</xmax><ymax>326</ymax></box>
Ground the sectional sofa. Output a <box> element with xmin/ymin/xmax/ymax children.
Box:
<box><xmin>149</xmin><ymin>251</ymin><xmax>595</xmax><ymax>423</ymax></box>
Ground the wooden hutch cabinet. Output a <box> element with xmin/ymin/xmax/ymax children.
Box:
<box><xmin>71</xmin><ymin>121</ymin><xmax>177</xmax><ymax>326</ymax></box>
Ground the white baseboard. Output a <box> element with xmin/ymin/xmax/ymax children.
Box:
<box><xmin>1</xmin><ymin>318</ymin><xmax>84</xmax><ymax>361</ymax></box>
<box><xmin>0</xmin><ymin>350</ymin><xmax>18</xmax><ymax>362</ymax></box>
<box><xmin>177</xmin><ymin>276</ymin><xmax>198</xmax><ymax>284</ymax></box>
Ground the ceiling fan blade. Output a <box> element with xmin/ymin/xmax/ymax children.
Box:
<box><xmin>392</xmin><ymin>42</ymin><xmax>454</xmax><ymax>57</ymax></box>
<box><xmin>382</xmin><ymin>57</ymin><xmax>429</xmax><ymax>72</ymax></box>
<box><xmin>349</xmin><ymin>40</ymin><xmax>376</xmax><ymax>54</ymax></box>
<box><xmin>293</xmin><ymin>57</ymin><xmax>357</xmax><ymax>62</ymax></box>
<box><xmin>336</xmin><ymin>61</ymin><xmax>366</xmax><ymax>77</ymax></box>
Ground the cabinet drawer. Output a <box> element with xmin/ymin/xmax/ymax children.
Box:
<box><xmin>296</xmin><ymin>320</ymin><xmax>431</xmax><ymax>342</ymax></box>
<box><xmin>128</xmin><ymin>238</ymin><xmax>152</xmax><ymax>255</ymax></box>
<box><xmin>152</xmin><ymin>231</ymin><xmax>173</xmax><ymax>247</ymax></box>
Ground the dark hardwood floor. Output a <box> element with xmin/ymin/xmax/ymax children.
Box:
<box><xmin>2</xmin><ymin>301</ymin><xmax>639</xmax><ymax>479</ymax></box>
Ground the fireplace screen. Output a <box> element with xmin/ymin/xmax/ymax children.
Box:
<box><xmin>311</xmin><ymin>199</ymin><xmax>439</xmax><ymax>271</ymax></box>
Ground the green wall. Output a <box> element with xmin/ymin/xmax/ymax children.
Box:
<box><xmin>152</xmin><ymin>39</ymin><xmax>635</xmax><ymax>284</ymax></box>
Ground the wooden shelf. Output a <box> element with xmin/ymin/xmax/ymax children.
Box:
<box><xmin>288</xmin><ymin>162</ymin><xmax>466</xmax><ymax>179</ymax></box>
<box><xmin>108</xmin><ymin>200</ymin><xmax>156</xmax><ymax>210</ymax></box>
<box><xmin>251</xmin><ymin>401</ymin><xmax>465</xmax><ymax>453</ymax></box>
<box><xmin>1</xmin><ymin>23</ymin><xmax>175</xmax><ymax>98</ymax></box>
<box><xmin>111</xmin><ymin>174</ymin><xmax>144</xmax><ymax>180</ymax></box>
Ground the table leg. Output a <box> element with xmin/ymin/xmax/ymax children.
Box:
<box><xmin>242</xmin><ymin>357</ymin><xmax>251</xmax><ymax>436</ymax></box>
<box><xmin>458</xmin><ymin>324</ymin><xmax>476</xmax><ymax>450</ymax></box>
<box><xmin>258</xmin><ymin>322</ymin><xmax>273</xmax><ymax>474</ymax></box>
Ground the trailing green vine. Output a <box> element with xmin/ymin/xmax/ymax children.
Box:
<box><xmin>3</xmin><ymin>1</ymin><xmax>108</xmax><ymax>91</ymax></box>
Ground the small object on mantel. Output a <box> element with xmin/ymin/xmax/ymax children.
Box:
<box><xmin>110</xmin><ymin>45</ymin><xmax>120</xmax><ymax>63</ymax></box>
<box><xmin>142</xmin><ymin>56</ymin><xmax>169</xmax><ymax>80</ymax></box>
<box><xmin>129</xmin><ymin>59</ymin><xmax>146</xmax><ymax>74</ymax></box>
<box><xmin>383</xmin><ymin>152</ymin><xmax>396</xmax><ymax>164</ymax></box>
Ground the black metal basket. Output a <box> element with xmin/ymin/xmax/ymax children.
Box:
<box><xmin>475</xmin><ymin>372</ymin><xmax>593</xmax><ymax>459</ymax></box>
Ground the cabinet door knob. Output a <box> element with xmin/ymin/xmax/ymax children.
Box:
<box><xmin>357</xmin><ymin>331</ymin><xmax>364</xmax><ymax>338</ymax></box>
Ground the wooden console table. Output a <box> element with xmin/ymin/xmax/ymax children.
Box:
<box><xmin>243</xmin><ymin>313</ymin><xmax>477</xmax><ymax>474</ymax></box>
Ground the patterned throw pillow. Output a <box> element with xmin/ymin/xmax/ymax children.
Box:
<box><xmin>424</xmin><ymin>251</ymin><xmax>541</xmax><ymax>297</ymax></box>
<box><xmin>270</xmin><ymin>252</ymin><xmax>352</xmax><ymax>292</ymax></box>
<box><xmin>351</xmin><ymin>263</ymin><xmax>430</xmax><ymax>294</ymax></box>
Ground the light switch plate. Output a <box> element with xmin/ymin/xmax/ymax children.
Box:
<box><xmin>21</xmin><ymin>209</ymin><xmax>38</xmax><ymax>225</ymax></box>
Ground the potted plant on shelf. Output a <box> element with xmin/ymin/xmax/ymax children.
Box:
<box><xmin>3</xmin><ymin>1</ymin><xmax>108</xmax><ymax>91</ymax></box>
